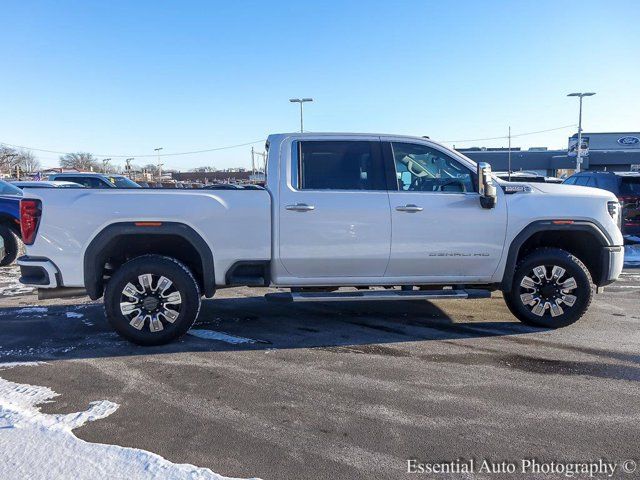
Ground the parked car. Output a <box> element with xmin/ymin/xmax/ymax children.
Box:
<box><xmin>0</xmin><ymin>179</ymin><xmax>23</xmax><ymax>265</ymax></box>
<box><xmin>563</xmin><ymin>171</ymin><xmax>640</xmax><ymax>239</ymax></box>
<box><xmin>48</xmin><ymin>172</ymin><xmax>141</xmax><ymax>189</ymax></box>
<box><xmin>202</xmin><ymin>183</ymin><xmax>243</xmax><ymax>190</ymax></box>
<box><xmin>495</xmin><ymin>171</ymin><xmax>563</xmax><ymax>184</ymax></box>
<box><xmin>18</xmin><ymin>132</ymin><xmax>623</xmax><ymax>345</ymax></box>
<box><xmin>12</xmin><ymin>180</ymin><xmax>84</xmax><ymax>189</ymax></box>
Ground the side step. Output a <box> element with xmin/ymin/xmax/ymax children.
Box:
<box><xmin>265</xmin><ymin>289</ymin><xmax>491</xmax><ymax>304</ymax></box>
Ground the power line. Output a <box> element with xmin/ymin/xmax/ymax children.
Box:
<box><xmin>0</xmin><ymin>123</ymin><xmax>576</xmax><ymax>159</ymax></box>
<box><xmin>0</xmin><ymin>139</ymin><xmax>266</xmax><ymax>158</ymax></box>
<box><xmin>439</xmin><ymin>124</ymin><xmax>576</xmax><ymax>144</ymax></box>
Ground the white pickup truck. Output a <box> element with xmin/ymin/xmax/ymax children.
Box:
<box><xmin>18</xmin><ymin>133</ymin><xmax>624</xmax><ymax>345</ymax></box>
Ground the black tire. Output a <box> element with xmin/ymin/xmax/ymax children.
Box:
<box><xmin>104</xmin><ymin>255</ymin><xmax>201</xmax><ymax>346</ymax></box>
<box><xmin>503</xmin><ymin>247</ymin><xmax>593</xmax><ymax>328</ymax></box>
<box><xmin>0</xmin><ymin>226</ymin><xmax>20</xmax><ymax>267</ymax></box>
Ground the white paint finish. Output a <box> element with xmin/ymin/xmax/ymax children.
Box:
<box><xmin>386</xmin><ymin>190</ymin><xmax>507</xmax><ymax>279</ymax></box>
<box><xmin>0</xmin><ymin>364</ymin><xmax>256</xmax><ymax>480</ymax></box>
<box><xmin>21</xmin><ymin>132</ymin><xmax>625</xmax><ymax>291</ymax></box>
<box><xmin>491</xmin><ymin>181</ymin><xmax>625</xmax><ymax>282</ymax></box>
<box><xmin>278</xmin><ymin>190</ymin><xmax>391</xmax><ymax>277</ymax></box>
<box><xmin>23</xmin><ymin>189</ymin><xmax>271</xmax><ymax>287</ymax></box>
<box><xmin>273</xmin><ymin>133</ymin><xmax>392</xmax><ymax>279</ymax></box>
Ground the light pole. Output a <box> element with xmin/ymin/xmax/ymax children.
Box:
<box><xmin>289</xmin><ymin>98</ymin><xmax>313</xmax><ymax>132</ymax></box>
<box><xmin>154</xmin><ymin>148</ymin><xmax>163</xmax><ymax>178</ymax></box>
<box><xmin>567</xmin><ymin>92</ymin><xmax>596</xmax><ymax>173</ymax></box>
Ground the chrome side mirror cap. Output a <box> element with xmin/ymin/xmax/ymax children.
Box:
<box><xmin>477</xmin><ymin>162</ymin><xmax>497</xmax><ymax>209</ymax></box>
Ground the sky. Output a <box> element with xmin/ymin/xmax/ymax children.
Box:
<box><xmin>1</xmin><ymin>0</ymin><xmax>638</xmax><ymax>171</ymax></box>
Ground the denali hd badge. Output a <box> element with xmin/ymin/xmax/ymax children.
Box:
<box><xmin>502</xmin><ymin>184</ymin><xmax>532</xmax><ymax>193</ymax></box>
<box><xmin>618</xmin><ymin>136</ymin><xmax>640</xmax><ymax>146</ymax></box>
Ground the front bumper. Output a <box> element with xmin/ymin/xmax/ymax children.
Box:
<box><xmin>17</xmin><ymin>256</ymin><xmax>61</xmax><ymax>288</ymax></box>
<box><xmin>597</xmin><ymin>246</ymin><xmax>624</xmax><ymax>287</ymax></box>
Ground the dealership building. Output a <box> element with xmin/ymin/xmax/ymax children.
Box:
<box><xmin>458</xmin><ymin>132</ymin><xmax>640</xmax><ymax>177</ymax></box>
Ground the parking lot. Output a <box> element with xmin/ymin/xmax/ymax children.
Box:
<box><xmin>0</xmin><ymin>265</ymin><xmax>638</xmax><ymax>479</ymax></box>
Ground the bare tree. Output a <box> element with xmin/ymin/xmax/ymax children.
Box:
<box><xmin>18</xmin><ymin>150</ymin><xmax>41</xmax><ymax>173</ymax></box>
<box><xmin>143</xmin><ymin>163</ymin><xmax>159</xmax><ymax>176</ymax></box>
<box><xmin>0</xmin><ymin>146</ymin><xmax>21</xmax><ymax>174</ymax></box>
<box><xmin>59</xmin><ymin>152</ymin><xmax>99</xmax><ymax>172</ymax></box>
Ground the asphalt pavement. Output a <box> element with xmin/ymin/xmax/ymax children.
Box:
<box><xmin>0</xmin><ymin>266</ymin><xmax>639</xmax><ymax>479</ymax></box>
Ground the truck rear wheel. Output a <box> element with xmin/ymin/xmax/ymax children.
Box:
<box><xmin>503</xmin><ymin>248</ymin><xmax>593</xmax><ymax>328</ymax></box>
<box><xmin>104</xmin><ymin>255</ymin><xmax>201</xmax><ymax>345</ymax></box>
<box><xmin>0</xmin><ymin>226</ymin><xmax>20</xmax><ymax>266</ymax></box>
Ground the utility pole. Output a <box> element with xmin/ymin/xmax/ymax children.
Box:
<box><xmin>567</xmin><ymin>92</ymin><xmax>596</xmax><ymax>173</ymax></box>
<box><xmin>251</xmin><ymin>147</ymin><xmax>255</xmax><ymax>176</ymax></box>
<box><xmin>289</xmin><ymin>98</ymin><xmax>313</xmax><ymax>132</ymax></box>
<box><xmin>508</xmin><ymin>126</ymin><xmax>512</xmax><ymax>181</ymax></box>
<box><xmin>125</xmin><ymin>158</ymin><xmax>134</xmax><ymax>179</ymax></box>
<box><xmin>154</xmin><ymin>147</ymin><xmax>163</xmax><ymax>179</ymax></box>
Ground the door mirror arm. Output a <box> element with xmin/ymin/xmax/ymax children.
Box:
<box><xmin>477</xmin><ymin>162</ymin><xmax>497</xmax><ymax>209</ymax></box>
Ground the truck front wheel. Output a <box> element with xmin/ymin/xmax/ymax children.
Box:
<box><xmin>104</xmin><ymin>255</ymin><xmax>201</xmax><ymax>345</ymax></box>
<box><xmin>503</xmin><ymin>248</ymin><xmax>594</xmax><ymax>328</ymax></box>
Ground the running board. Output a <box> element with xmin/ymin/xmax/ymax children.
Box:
<box><xmin>265</xmin><ymin>289</ymin><xmax>491</xmax><ymax>303</ymax></box>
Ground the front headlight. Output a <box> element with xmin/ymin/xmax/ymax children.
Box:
<box><xmin>607</xmin><ymin>201</ymin><xmax>622</xmax><ymax>230</ymax></box>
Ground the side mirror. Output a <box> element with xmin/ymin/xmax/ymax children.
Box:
<box><xmin>477</xmin><ymin>162</ymin><xmax>497</xmax><ymax>209</ymax></box>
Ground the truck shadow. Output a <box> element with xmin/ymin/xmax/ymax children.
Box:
<box><xmin>0</xmin><ymin>295</ymin><xmax>556</xmax><ymax>364</ymax></box>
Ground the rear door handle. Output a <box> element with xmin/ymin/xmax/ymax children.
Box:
<box><xmin>285</xmin><ymin>203</ymin><xmax>315</xmax><ymax>212</ymax></box>
<box><xmin>396</xmin><ymin>204</ymin><xmax>423</xmax><ymax>213</ymax></box>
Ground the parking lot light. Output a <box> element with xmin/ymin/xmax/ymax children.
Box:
<box><xmin>567</xmin><ymin>92</ymin><xmax>596</xmax><ymax>173</ymax></box>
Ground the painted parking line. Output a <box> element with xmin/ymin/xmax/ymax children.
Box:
<box><xmin>188</xmin><ymin>329</ymin><xmax>258</xmax><ymax>344</ymax></box>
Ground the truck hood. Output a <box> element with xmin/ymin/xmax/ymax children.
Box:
<box><xmin>530</xmin><ymin>182</ymin><xmax>618</xmax><ymax>201</ymax></box>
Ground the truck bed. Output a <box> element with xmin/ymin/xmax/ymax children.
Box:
<box><xmin>21</xmin><ymin>188</ymin><xmax>272</xmax><ymax>287</ymax></box>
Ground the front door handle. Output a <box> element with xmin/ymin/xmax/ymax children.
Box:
<box><xmin>396</xmin><ymin>204</ymin><xmax>423</xmax><ymax>213</ymax></box>
<box><xmin>285</xmin><ymin>203</ymin><xmax>315</xmax><ymax>212</ymax></box>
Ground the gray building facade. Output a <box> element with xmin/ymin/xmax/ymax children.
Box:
<box><xmin>458</xmin><ymin>132</ymin><xmax>640</xmax><ymax>176</ymax></box>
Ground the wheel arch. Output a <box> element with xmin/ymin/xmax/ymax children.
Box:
<box><xmin>0</xmin><ymin>213</ymin><xmax>21</xmax><ymax>237</ymax></box>
<box><xmin>84</xmin><ymin>222</ymin><xmax>215</xmax><ymax>300</ymax></box>
<box><xmin>501</xmin><ymin>220</ymin><xmax>611</xmax><ymax>292</ymax></box>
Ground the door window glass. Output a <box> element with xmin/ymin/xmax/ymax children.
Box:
<box><xmin>595</xmin><ymin>176</ymin><xmax>618</xmax><ymax>193</ymax></box>
<box><xmin>574</xmin><ymin>176</ymin><xmax>590</xmax><ymax>186</ymax></box>
<box><xmin>57</xmin><ymin>176</ymin><xmax>109</xmax><ymax>188</ymax></box>
<box><xmin>391</xmin><ymin>143</ymin><xmax>474</xmax><ymax>193</ymax></box>
<box><xmin>295</xmin><ymin>141</ymin><xmax>386</xmax><ymax>190</ymax></box>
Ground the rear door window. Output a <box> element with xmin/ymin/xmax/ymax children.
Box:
<box><xmin>294</xmin><ymin>141</ymin><xmax>386</xmax><ymax>190</ymax></box>
<box><xmin>620</xmin><ymin>177</ymin><xmax>640</xmax><ymax>196</ymax></box>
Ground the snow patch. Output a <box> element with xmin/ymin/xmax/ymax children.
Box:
<box><xmin>66</xmin><ymin>312</ymin><xmax>84</xmax><ymax>318</ymax></box>
<box><xmin>16</xmin><ymin>307</ymin><xmax>48</xmax><ymax>314</ymax></box>
<box><xmin>188</xmin><ymin>329</ymin><xmax>257</xmax><ymax>344</ymax></box>
<box><xmin>0</xmin><ymin>266</ymin><xmax>35</xmax><ymax>296</ymax></box>
<box><xmin>0</xmin><ymin>367</ymin><xmax>257</xmax><ymax>480</ymax></box>
<box><xmin>0</xmin><ymin>361</ymin><xmax>45</xmax><ymax>370</ymax></box>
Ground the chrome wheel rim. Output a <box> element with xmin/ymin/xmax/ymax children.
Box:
<box><xmin>120</xmin><ymin>273</ymin><xmax>182</xmax><ymax>332</ymax></box>
<box><xmin>519</xmin><ymin>265</ymin><xmax>578</xmax><ymax>318</ymax></box>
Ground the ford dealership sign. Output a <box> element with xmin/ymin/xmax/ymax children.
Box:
<box><xmin>618</xmin><ymin>136</ymin><xmax>640</xmax><ymax>146</ymax></box>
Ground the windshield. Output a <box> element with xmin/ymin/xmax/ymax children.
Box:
<box><xmin>620</xmin><ymin>178</ymin><xmax>640</xmax><ymax>196</ymax></box>
<box><xmin>110</xmin><ymin>176</ymin><xmax>141</xmax><ymax>188</ymax></box>
<box><xmin>0</xmin><ymin>180</ymin><xmax>23</xmax><ymax>196</ymax></box>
